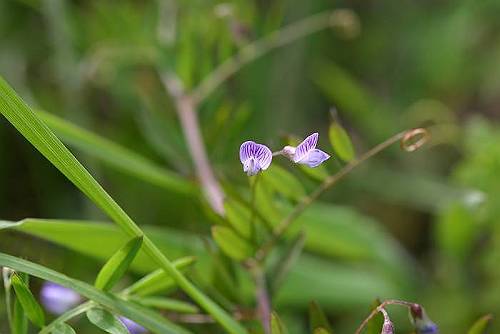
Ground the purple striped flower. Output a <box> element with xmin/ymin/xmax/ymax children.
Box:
<box><xmin>119</xmin><ymin>317</ymin><xmax>147</xmax><ymax>334</ymax></box>
<box><xmin>40</xmin><ymin>282</ymin><xmax>81</xmax><ymax>314</ymax></box>
<box><xmin>283</xmin><ymin>133</ymin><xmax>330</xmax><ymax>167</ymax></box>
<box><xmin>239</xmin><ymin>141</ymin><xmax>273</xmax><ymax>176</ymax></box>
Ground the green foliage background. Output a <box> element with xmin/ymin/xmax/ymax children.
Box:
<box><xmin>1</xmin><ymin>0</ymin><xmax>500</xmax><ymax>333</ymax></box>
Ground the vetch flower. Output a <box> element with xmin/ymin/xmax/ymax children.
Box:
<box><xmin>239</xmin><ymin>141</ymin><xmax>273</xmax><ymax>176</ymax></box>
<box><xmin>40</xmin><ymin>282</ymin><xmax>81</xmax><ymax>314</ymax></box>
<box><xmin>282</xmin><ymin>133</ymin><xmax>330</xmax><ymax>167</ymax></box>
<box><xmin>119</xmin><ymin>316</ymin><xmax>147</xmax><ymax>334</ymax></box>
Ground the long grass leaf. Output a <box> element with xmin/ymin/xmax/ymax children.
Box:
<box><xmin>0</xmin><ymin>253</ymin><xmax>190</xmax><ymax>334</ymax></box>
<box><xmin>10</xmin><ymin>273</ymin><xmax>45</xmax><ymax>328</ymax></box>
<box><xmin>95</xmin><ymin>236</ymin><xmax>143</xmax><ymax>291</ymax></box>
<box><xmin>0</xmin><ymin>76</ymin><xmax>246</xmax><ymax>334</ymax></box>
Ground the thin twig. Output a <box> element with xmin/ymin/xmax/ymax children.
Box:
<box><xmin>246</xmin><ymin>260</ymin><xmax>272</xmax><ymax>334</ymax></box>
<box><xmin>354</xmin><ymin>299</ymin><xmax>416</xmax><ymax>334</ymax></box>
<box><xmin>255</xmin><ymin>129</ymin><xmax>414</xmax><ymax>262</ymax></box>
<box><xmin>191</xmin><ymin>10</ymin><xmax>336</xmax><ymax>104</ymax></box>
<box><xmin>161</xmin><ymin>73</ymin><xmax>225</xmax><ymax>215</ymax></box>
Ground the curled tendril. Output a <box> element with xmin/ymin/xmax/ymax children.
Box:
<box><xmin>400</xmin><ymin>128</ymin><xmax>430</xmax><ymax>152</ymax></box>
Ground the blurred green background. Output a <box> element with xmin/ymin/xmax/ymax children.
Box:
<box><xmin>1</xmin><ymin>0</ymin><xmax>500</xmax><ymax>333</ymax></box>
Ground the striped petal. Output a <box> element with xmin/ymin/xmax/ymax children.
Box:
<box><xmin>296</xmin><ymin>149</ymin><xmax>330</xmax><ymax>167</ymax></box>
<box><xmin>293</xmin><ymin>133</ymin><xmax>318</xmax><ymax>163</ymax></box>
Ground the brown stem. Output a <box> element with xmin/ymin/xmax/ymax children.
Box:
<box><xmin>354</xmin><ymin>299</ymin><xmax>416</xmax><ymax>334</ymax></box>
<box><xmin>161</xmin><ymin>73</ymin><xmax>225</xmax><ymax>215</ymax></box>
<box><xmin>255</xmin><ymin>129</ymin><xmax>417</xmax><ymax>262</ymax></box>
<box><xmin>246</xmin><ymin>260</ymin><xmax>272</xmax><ymax>334</ymax></box>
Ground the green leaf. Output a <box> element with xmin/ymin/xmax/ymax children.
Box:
<box><xmin>86</xmin><ymin>308</ymin><xmax>129</xmax><ymax>334</ymax></box>
<box><xmin>271</xmin><ymin>312</ymin><xmax>288</xmax><ymax>334</ymax></box>
<box><xmin>95</xmin><ymin>236</ymin><xmax>143</xmax><ymax>291</ymax></box>
<box><xmin>132</xmin><ymin>296</ymin><xmax>199</xmax><ymax>313</ymax></box>
<box><xmin>328</xmin><ymin>122</ymin><xmax>355</xmax><ymax>162</ymax></box>
<box><xmin>366</xmin><ymin>299</ymin><xmax>383</xmax><ymax>334</ymax></box>
<box><xmin>212</xmin><ymin>226</ymin><xmax>254</xmax><ymax>261</ymax></box>
<box><xmin>12</xmin><ymin>296</ymin><xmax>28</xmax><ymax>334</ymax></box>
<box><xmin>269</xmin><ymin>233</ymin><xmax>305</xmax><ymax>293</ymax></box>
<box><xmin>262</xmin><ymin>165</ymin><xmax>306</xmax><ymax>201</ymax></box>
<box><xmin>467</xmin><ymin>314</ymin><xmax>493</xmax><ymax>334</ymax></box>
<box><xmin>125</xmin><ymin>256</ymin><xmax>196</xmax><ymax>296</ymax></box>
<box><xmin>36</xmin><ymin>110</ymin><xmax>195</xmax><ymax>196</ymax></box>
<box><xmin>309</xmin><ymin>301</ymin><xmax>332</xmax><ymax>333</ymax></box>
<box><xmin>0</xmin><ymin>253</ymin><xmax>191</xmax><ymax>334</ymax></box>
<box><xmin>254</xmin><ymin>180</ymin><xmax>281</xmax><ymax>227</ymax></box>
<box><xmin>52</xmin><ymin>323</ymin><xmax>77</xmax><ymax>334</ymax></box>
<box><xmin>2</xmin><ymin>218</ymin><xmax>203</xmax><ymax>274</ymax></box>
<box><xmin>224</xmin><ymin>199</ymin><xmax>253</xmax><ymax>239</ymax></box>
<box><xmin>11</xmin><ymin>273</ymin><xmax>45</xmax><ymax>328</ymax></box>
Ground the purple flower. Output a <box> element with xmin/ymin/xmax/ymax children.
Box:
<box><xmin>119</xmin><ymin>316</ymin><xmax>147</xmax><ymax>334</ymax></box>
<box><xmin>283</xmin><ymin>133</ymin><xmax>330</xmax><ymax>167</ymax></box>
<box><xmin>40</xmin><ymin>282</ymin><xmax>81</xmax><ymax>315</ymax></box>
<box><xmin>239</xmin><ymin>141</ymin><xmax>273</xmax><ymax>176</ymax></box>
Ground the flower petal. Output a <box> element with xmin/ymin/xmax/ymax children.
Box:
<box><xmin>253</xmin><ymin>144</ymin><xmax>272</xmax><ymax>170</ymax></box>
<box><xmin>297</xmin><ymin>149</ymin><xmax>330</xmax><ymax>167</ymax></box>
<box><xmin>240</xmin><ymin>141</ymin><xmax>258</xmax><ymax>164</ymax></box>
<box><xmin>293</xmin><ymin>133</ymin><xmax>318</xmax><ymax>163</ymax></box>
<box><xmin>40</xmin><ymin>282</ymin><xmax>81</xmax><ymax>315</ymax></box>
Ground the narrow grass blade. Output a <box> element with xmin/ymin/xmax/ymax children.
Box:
<box><xmin>86</xmin><ymin>308</ymin><xmax>129</xmax><ymax>334</ymax></box>
<box><xmin>0</xmin><ymin>253</ymin><xmax>190</xmax><ymax>334</ymax></box>
<box><xmin>37</xmin><ymin>110</ymin><xmax>195</xmax><ymax>195</ymax></box>
<box><xmin>0</xmin><ymin>76</ymin><xmax>247</xmax><ymax>334</ymax></box>
<box><xmin>125</xmin><ymin>256</ymin><xmax>196</xmax><ymax>296</ymax></box>
<box><xmin>95</xmin><ymin>236</ymin><xmax>143</xmax><ymax>291</ymax></box>
<box><xmin>132</xmin><ymin>296</ymin><xmax>199</xmax><ymax>313</ymax></box>
<box><xmin>12</xmin><ymin>297</ymin><xmax>28</xmax><ymax>334</ymax></box>
<box><xmin>11</xmin><ymin>273</ymin><xmax>45</xmax><ymax>328</ymax></box>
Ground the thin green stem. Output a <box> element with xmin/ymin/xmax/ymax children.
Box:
<box><xmin>191</xmin><ymin>10</ymin><xmax>336</xmax><ymax>104</ymax></box>
<box><xmin>255</xmin><ymin>130</ymin><xmax>410</xmax><ymax>262</ymax></box>
<box><xmin>249</xmin><ymin>175</ymin><xmax>260</xmax><ymax>244</ymax></box>
<box><xmin>39</xmin><ymin>301</ymin><xmax>95</xmax><ymax>334</ymax></box>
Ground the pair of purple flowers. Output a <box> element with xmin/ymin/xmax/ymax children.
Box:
<box><xmin>40</xmin><ymin>282</ymin><xmax>146</xmax><ymax>334</ymax></box>
<box><xmin>239</xmin><ymin>132</ymin><xmax>330</xmax><ymax>176</ymax></box>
